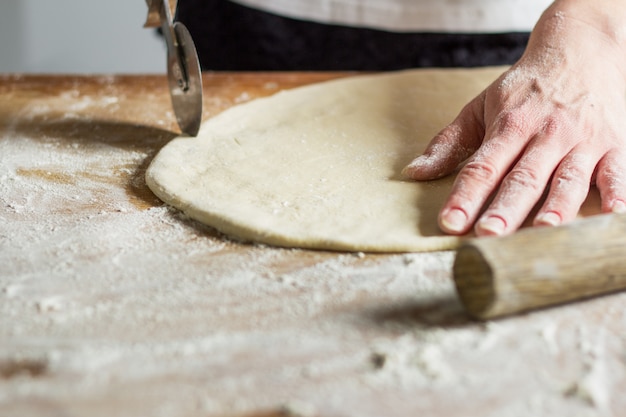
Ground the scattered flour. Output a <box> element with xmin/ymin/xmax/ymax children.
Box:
<box><xmin>1</xmin><ymin>74</ymin><xmax>625</xmax><ymax>417</ymax></box>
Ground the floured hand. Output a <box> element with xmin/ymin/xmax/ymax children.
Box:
<box><xmin>404</xmin><ymin>0</ymin><xmax>626</xmax><ymax>236</ymax></box>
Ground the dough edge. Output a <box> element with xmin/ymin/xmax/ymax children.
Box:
<box><xmin>145</xmin><ymin>69</ymin><xmax>509</xmax><ymax>253</ymax></box>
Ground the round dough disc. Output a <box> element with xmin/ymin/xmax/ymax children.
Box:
<box><xmin>146</xmin><ymin>68</ymin><xmax>600</xmax><ymax>252</ymax></box>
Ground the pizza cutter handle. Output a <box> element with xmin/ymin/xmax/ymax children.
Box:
<box><xmin>145</xmin><ymin>0</ymin><xmax>188</xmax><ymax>92</ymax></box>
<box><xmin>144</xmin><ymin>0</ymin><xmax>177</xmax><ymax>28</ymax></box>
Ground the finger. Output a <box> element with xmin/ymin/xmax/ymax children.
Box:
<box><xmin>403</xmin><ymin>93</ymin><xmax>485</xmax><ymax>180</ymax></box>
<box><xmin>439</xmin><ymin>148</ymin><xmax>521</xmax><ymax>235</ymax></box>
<box><xmin>595</xmin><ymin>149</ymin><xmax>626</xmax><ymax>213</ymax></box>
<box><xmin>474</xmin><ymin>125</ymin><xmax>576</xmax><ymax>236</ymax></box>
<box><xmin>438</xmin><ymin>112</ymin><xmax>535</xmax><ymax>235</ymax></box>
<box><xmin>533</xmin><ymin>151</ymin><xmax>596</xmax><ymax>227</ymax></box>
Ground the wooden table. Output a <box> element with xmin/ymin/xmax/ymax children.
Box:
<box><xmin>1</xmin><ymin>72</ymin><xmax>625</xmax><ymax>417</ymax></box>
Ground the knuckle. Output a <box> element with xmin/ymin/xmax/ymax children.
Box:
<box><xmin>541</xmin><ymin>110</ymin><xmax>582</xmax><ymax>139</ymax></box>
<box><xmin>597</xmin><ymin>162</ymin><xmax>626</xmax><ymax>193</ymax></box>
<box><xmin>602</xmin><ymin>152</ymin><xmax>626</xmax><ymax>174</ymax></box>
<box><xmin>459</xmin><ymin>158</ymin><xmax>501</xmax><ymax>186</ymax></box>
<box><xmin>604</xmin><ymin>174</ymin><xmax>626</xmax><ymax>193</ymax></box>
<box><xmin>541</xmin><ymin>117</ymin><xmax>562</xmax><ymax>137</ymax></box>
<box><xmin>504</xmin><ymin>166</ymin><xmax>543</xmax><ymax>193</ymax></box>
<box><xmin>430</xmin><ymin>126</ymin><xmax>461</xmax><ymax>149</ymax></box>
<box><xmin>495</xmin><ymin>110</ymin><xmax>527</xmax><ymax>137</ymax></box>
<box><xmin>553</xmin><ymin>164</ymin><xmax>589</xmax><ymax>189</ymax></box>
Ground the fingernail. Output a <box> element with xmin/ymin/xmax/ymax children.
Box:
<box><xmin>534</xmin><ymin>212</ymin><xmax>561</xmax><ymax>227</ymax></box>
<box><xmin>476</xmin><ymin>216</ymin><xmax>506</xmax><ymax>236</ymax></box>
<box><xmin>440</xmin><ymin>208</ymin><xmax>467</xmax><ymax>233</ymax></box>
<box><xmin>612</xmin><ymin>200</ymin><xmax>626</xmax><ymax>214</ymax></box>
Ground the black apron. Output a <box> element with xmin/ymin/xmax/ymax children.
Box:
<box><xmin>176</xmin><ymin>0</ymin><xmax>530</xmax><ymax>70</ymax></box>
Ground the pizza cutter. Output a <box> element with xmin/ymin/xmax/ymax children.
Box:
<box><xmin>144</xmin><ymin>0</ymin><xmax>203</xmax><ymax>136</ymax></box>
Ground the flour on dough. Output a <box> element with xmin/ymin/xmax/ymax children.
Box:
<box><xmin>145</xmin><ymin>68</ymin><xmax>600</xmax><ymax>252</ymax></box>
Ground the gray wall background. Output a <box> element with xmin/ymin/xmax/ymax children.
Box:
<box><xmin>0</xmin><ymin>0</ymin><xmax>165</xmax><ymax>73</ymax></box>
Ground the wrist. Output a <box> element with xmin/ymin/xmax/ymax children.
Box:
<box><xmin>545</xmin><ymin>0</ymin><xmax>626</xmax><ymax>52</ymax></box>
<box><xmin>523</xmin><ymin>0</ymin><xmax>626</xmax><ymax>83</ymax></box>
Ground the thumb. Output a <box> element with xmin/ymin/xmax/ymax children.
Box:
<box><xmin>403</xmin><ymin>94</ymin><xmax>485</xmax><ymax>180</ymax></box>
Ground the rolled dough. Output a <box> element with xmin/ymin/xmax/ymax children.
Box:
<box><xmin>146</xmin><ymin>68</ymin><xmax>601</xmax><ymax>252</ymax></box>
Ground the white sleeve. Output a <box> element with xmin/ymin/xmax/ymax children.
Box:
<box><xmin>230</xmin><ymin>0</ymin><xmax>552</xmax><ymax>33</ymax></box>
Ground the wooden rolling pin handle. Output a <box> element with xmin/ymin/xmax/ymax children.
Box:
<box><xmin>453</xmin><ymin>212</ymin><xmax>626</xmax><ymax>320</ymax></box>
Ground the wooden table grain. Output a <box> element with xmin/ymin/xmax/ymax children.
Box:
<box><xmin>1</xmin><ymin>72</ymin><xmax>625</xmax><ymax>417</ymax></box>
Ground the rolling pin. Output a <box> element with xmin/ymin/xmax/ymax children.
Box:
<box><xmin>453</xmin><ymin>212</ymin><xmax>626</xmax><ymax>320</ymax></box>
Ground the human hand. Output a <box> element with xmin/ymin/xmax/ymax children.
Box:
<box><xmin>403</xmin><ymin>0</ymin><xmax>626</xmax><ymax>236</ymax></box>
